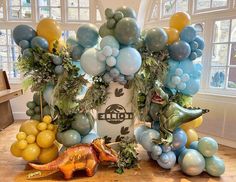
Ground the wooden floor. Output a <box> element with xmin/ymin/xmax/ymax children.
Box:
<box><xmin>0</xmin><ymin>121</ymin><xmax>236</xmax><ymax>182</ymax></box>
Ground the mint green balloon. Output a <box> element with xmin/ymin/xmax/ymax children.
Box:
<box><xmin>205</xmin><ymin>155</ymin><xmax>225</xmax><ymax>177</ymax></box>
<box><xmin>198</xmin><ymin>137</ymin><xmax>218</xmax><ymax>157</ymax></box>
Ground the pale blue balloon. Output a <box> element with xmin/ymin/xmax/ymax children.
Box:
<box><xmin>19</xmin><ymin>40</ymin><xmax>30</xmax><ymax>50</ymax></box>
<box><xmin>175</xmin><ymin>68</ymin><xmax>183</xmax><ymax>76</ymax></box>
<box><xmin>77</xmin><ymin>23</ymin><xmax>99</xmax><ymax>48</ymax></box>
<box><xmin>140</xmin><ymin>129</ymin><xmax>160</xmax><ymax>152</ymax></box>
<box><xmin>180</xmin><ymin>149</ymin><xmax>205</xmax><ymax>176</ymax></box>
<box><xmin>172</xmin><ymin>128</ymin><xmax>187</xmax><ymax>150</ymax></box>
<box><xmin>194</xmin><ymin>36</ymin><xmax>205</xmax><ymax>50</ymax></box>
<box><xmin>43</xmin><ymin>84</ymin><xmax>54</xmax><ymax>105</ymax></box>
<box><xmin>173</xmin><ymin>146</ymin><xmax>186</xmax><ymax>159</ymax></box>
<box><xmin>198</xmin><ymin>137</ymin><xmax>218</xmax><ymax>157</ymax></box>
<box><xmin>66</xmin><ymin>36</ymin><xmax>78</xmax><ymax>49</ymax></box>
<box><xmin>103</xmin><ymin>73</ymin><xmax>112</xmax><ymax>83</ymax></box>
<box><xmin>72</xmin><ymin>44</ymin><xmax>85</xmax><ymax>60</ymax></box>
<box><xmin>13</xmin><ymin>24</ymin><xmax>36</xmax><ymax>45</ymax></box>
<box><xmin>189</xmin><ymin>141</ymin><xmax>199</xmax><ymax>150</ymax></box>
<box><xmin>151</xmin><ymin>145</ymin><xmax>162</xmax><ymax>157</ymax></box>
<box><xmin>80</xmin><ymin>48</ymin><xmax>106</xmax><ymax>76</ymax></box>
<box><xmin>55</xmin><ymin>65</ymin><xmax>64</xmax><ymax>75</ymax></box>
<box><xmin>116</xmin><ymin>47</ymin><xmax>142</xmax><ymax>75</ymax></box>
<box><xmin>31</xmin><ymin>36</ymin><xmax>49</xmax><ymax>50</ymax></box>
<box><xmin>100</xmin><ymin>35</ymin><xmax>120</xmax><ymax>49</ymax></box>
<box><xmin>81</xmin><ymin>133</ymin><xmax>99</xmax><ymax>144</ymax></box>
<box><xmin>157</xmin><ymin>151</ymin><xmax>176</xmax><ymax>169</ymax></box>
<box><xmin>182</xmin><ymin>79</ymin><xmax>200</xmax><ymax>96</ymax></box>
<box><xmin>178</xmin><ymin>148</ymin><xmax>189</xmax><ymax>164</ymax></box>
<box><xmin>205</xmin><ymin>155</ymin><xmax>225</xmax><ymax>177</ymax></box>
<box><xmin>169</xmin><ymin>40</ymin><xmax>191</xmax><ymax>61</ymax></box>
<box><xmin>52</xmin><ymin>55</ymin><xmax>62</xmax><ymax>65</ymax></box>
<box><xmin>180</xmin><ymin>26</ymin><xmax>197</xmax><ymax>43</ymax></box>
<box><xmin>134</xmin><ymin>125</ymin><xmax>149</xmax><ymax>143</ymax></box>
<box><xmin>109</xmin><ymin>67</ymin><xmax>120</xmax><ymax>78</ymax></box>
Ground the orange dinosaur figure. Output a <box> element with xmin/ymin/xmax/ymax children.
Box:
<box><xmin>29</xmin><ymin>138</ymin><xmax>118</xmax><ymax>180</ymax></box>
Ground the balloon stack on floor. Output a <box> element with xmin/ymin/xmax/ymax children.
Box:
<box><xmin>10</xmin><ymin>5</ymin><xmax>225</xmax><ymax>179</ymax></box>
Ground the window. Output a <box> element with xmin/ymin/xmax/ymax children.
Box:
<box><xmin>8</xmin><ymin>0</ymin><xmax>32</xmax><ymax>19</ymax></box>
<box><xmin>0</xmin><ymin>29</ymin><xmax>20</xmax><ymax>80</ymax></box>
<box><xmin>0</xmin><ymin>1</ymin><xmax>3</xmax><ymax>19</ymax></box>
<box><xmin>161</xmin><ymin>0</ymin><xmax>189</xmax><ymax>18</ymax></box>
<box><xmin>150</xmin><ymin>2</ymin><xmax>159</xmax><ymax>20</ymax></box>
<box><xmin>96</xmin><ymin>6</ymin><xmax>102</xmax><ymax>22</ymax></box>
<box><xmin>210</xmin><ymin>18</ymin><xmax>236</xmax><ymax>90</ymax></box>
<box><xmin>67</xmin><ymin>0</ymin><xmax>90</xmax><ymax>21</ymax></box>
<box><xmin>62</xmin><ymin>30</ymin><xmax>76</xmax><ymax>41</ymax></box>
<box><xmin>38</xmin><ymin>0</ymin><xmax>61</xmax><ymax>20</ymax></box>
<box><xmin>194</xmin><ymin>0</ymin><xmax>229</xmax><ymax>13</ymax></box>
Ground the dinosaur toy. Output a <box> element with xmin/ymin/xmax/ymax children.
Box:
<box><xmin>28</xmin><ymin>138</ymin><xmax>118</xmax><ymax>180</ymax></box>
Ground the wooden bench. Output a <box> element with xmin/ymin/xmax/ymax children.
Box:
<box><xmin>0</xmin><ymin>70</ymin><xmax>23</xmax><ymax>130</ymax></box>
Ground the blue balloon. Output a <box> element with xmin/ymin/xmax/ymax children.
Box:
<box><xmin>77</xmin><ymin>24</ymin><xmax>99</xmax><ymax>48</ymax></box>
<box><xmin>151</xmin><ymin>145</ymin><xmax>162</xmax><ymax>157</ymax></box>
<box><xmin>180</xmin><ymin>149</ymin><xmax>205</xmax><ymax>176</ymax></box>
<box><xmin>157</xmin><ymin>151</ymin><xmax>176</xmax><ymax>169</ymax></box>
<box><xmin>19</xmin><ymin>40</ymin><xmax>30</xmax><ymax>50</ymax></box>
<box><xmin>181</xmin><ymin>79</ymin><xmax>200</xmax><ymax>96</ymax></box>
<box><xmin>145</xmin><ymin>28</ymin><xmax>168</xmax><ymax>52</ymax></box>
<box><xmin>189</xmin><ymin>41</ymin><xmax>198</xmax><ymax>51</ymax></box>
<box><xmin>134</xmin><ymin>125</ymin><xmax>149</xmax><ymax>143</ymax></box>
<box><xmin>60</xmin><ymin>129</ymin><xmax>81</xmax><ymax>147</ymax></box>
<box><xmin>55</xmin><ymin>65</ymin><xmax>64</xmax><ymax>75</ymax></box>
<box><xmin>116</xmin><ymin>47</ymin><xmax>142</xmax><ymax>75</ymax></box>
<box><xmin>80</xmin><ymin>48</ymin><xmax>106</xmax><ymax>76</ymax></box>
<box><xmin>196</xmin><ymin>49</ymin><xmax>203</xmax><ymax>57</ymax></box>
<box><xmin>180</xmin><ymin>26</ymin><xmax>197</xmax><ymax>43</ymax></box>
<box><xmin>198</xmin><ymin>137</ymin><xmax>218</xmax><ymax>157</ymax></box>
<box><xmin>161</xmin><ymin>144</ymin><xmax>171</xmax><ymax>153</ymax></box>
<box><xmin>178</xmin><ymin>148</ymin><xmax>189</xmax><ymax>164</ymax></box>
<box><xmin>140</xmin><ymin>129</ymin><xmax>160</xmax><ymax>152</ymax></box>
<box><xmin>205</xmin><ymin>155</ymin><xmax>225</xmax><ymax>177</ymax></box>
<box><xmin>169</xmin><ymin>40</ymin><xmax>191</xmax><ymax>61</ymax></box>
<box><xmin>22</xmin><ymin>48</ymin><xmax>33</xmax><ymax>59</ymax></box>
<box><xmin>172</xmin><ymin>128</ymin><xmax>187</xmax><ymax>150</ymax></box>
<box><xmin>13</xmin><ymin>25</ymin><xmax>37</xmax><ymax>45</ymax></box>
<box><xmin>43</xmin><ymin>84</ymin><xmax>54</xmax><ymax>105</ymax></box>
<box><xmin>31</xmin><ymin>36</ymin><xmax>49</xmax><ymax>50</ymax></box>
<box><xmin>81</xmin><ymin>133</ymin><xmax>99</xmax><ymax>144</ymax></box>
<box><xmin>72</xmin><ymin>44</ymin><xmax>85</xmax><ymax>60</ymax></box>
<box><xmin>52</xmin><ymin>55</ymin><xmax>62</xmax><ymax>65</ymax></box>
<box><xmin>194</xmin><ymin>36</ymin><xmax>205</xmax><ymax>50</ymax></box>
<box><xmin>189</xmin><ymin>52</ymin><xmax>197</xmax><ymax>60</ymax></box>
<box><xmin>189</xmin><ymin>141</ymin><xmax>199</xmax><ymax>150</ymax></box>
<box><xmin>66</xmin><ymin>36</ymin><xmax>78</xmax><ymax>49</ymax></box>
<box><xmin>100</xmin><ymin>35</ymin><xmax>120</xmax><ymax>49</ymax></box>
<box><xmin>173</xmin><ymin>146</ymin><xmax>186</xmax><ymax>159</ymax></box>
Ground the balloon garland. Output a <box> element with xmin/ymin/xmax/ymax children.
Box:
<box><xmin>10</xmin><ymin>5</ymin><xmax>225</xmax><ymax>179</ymax></box>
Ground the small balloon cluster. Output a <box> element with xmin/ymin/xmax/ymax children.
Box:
<box><xmin>135</xmin><ymin>124</ymin><xmax>225</xmax><ymax>177</ymax></box>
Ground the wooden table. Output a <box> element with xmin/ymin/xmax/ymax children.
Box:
<box><xmin>0</xmin><ymin>121</ymin><xmax>236</xmax><ymax>182</ymax></box>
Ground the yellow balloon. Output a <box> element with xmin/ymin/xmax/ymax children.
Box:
<box><xmin>163</xmin><ymin>27</ymin><xmax>179</xmax><ymax>45</ymax></box>
<box><xmin>169</xmin><ymin>12</ymin><xmax>191</xmax><ymax>32</ymax></box>
<box><xmin>37</xmin><ymin>18</ymin><xmax>62</xmax><ymax>42</ymax></box>
<box><xmin>181</xmin><ymin>116</ymin><xmax>203</xmax><ymax>130</ymax></box>
<box><xmin>185</xmin><ymin>128</ymin><xmax>198</xmax><ymax>147</ymax></box>
<box><xmin>49</xmin><ymin>39</ymin><xmax>66</xmax><ymax>53</ymax></box>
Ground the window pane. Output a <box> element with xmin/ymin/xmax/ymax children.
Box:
<box><xmin>11</xmin><ymin>7</ymin><xmax>21</xmax><ymax>18</ymax></box>
<box><xmin>230</xmin><ymin>43</ymin><xmax>236</xmax><ymax>65</ymax></box>
<box><xmin>0</xmin><ymin>46</ymin><xmax>8</xmax><ymax>62</ymax></box>
<box><xmin>79</xmin><ymin>0</ymin><xmax>89</xmax><ymax>7</ymax></box>
<box><xmin>194</xmin><ymin>23</ymin><xmax>204</xmax><ymax>37</ymax></box>
<box><xmin>214</xmin><ymin>20</ymin><xmax>230</xmax><ymax>43</ymax></box>
<box><xmin>68</xmin><ymin>0</ymin><xmax>78</xmax><ymax>7</ymax></box>
<box><xmin>7</xmin><ymin>30</ymin><xmax>15</xmax><ymax>45</ymax></box>
<box><xmin>210</xmin><ymin>67</ymin><xmax>226</xmax><ymax>88</ymax></box>
<box><xmin>8</xmin><ymin>62</ymin><xmax>20</xmax><ymax>79</ymax></box>
<box><xmin>11</xmin><ymin>0</ymin><xmax>21</xmax><ymax>6</ymax></box>
<box><xmin>22</xmin><ymin>6</ymin><xmax>32</xmax><ymax>18</ymax></box>
<box><xmin>163</xmin><ymin>0</ymin><xmax>175</xmax><ymax>16</ymax></box>
<box><xmin>196</xmin><ymin>0</ymin><xmax>211</xmax><ymax>10</ymax></box>
<box><xmin>212</xmin><ymin>0</ymin><xmax>228</xmax><ymax>7</ymax></box>
<box><xmin>0</xmin><ymin>6</ymin><xmax>3</xmax><ymax>19</ymax></box>
<box><xmin>176</xmin><ymin>0</ymin><xmax>188</xmax><ymax>12</ymax></box>
<box><xmin>9</xmin><ymin>46</ymin><xmax>20</xmax><ymax>62</ymax></box>
<box><xmin>80</xmin><ymin>8</ymin><xmax>89</xmax><ymax>21</ymax></box>
<box><xmin>228</xmin><ymin>67</ymin><xmax>236</xmax><ymax>89</ymax></box>
<box><xmin>96</xmin><ymin>8</ymin><xmax>102</xmax><ymax>21</ymax></box>
<box><xmin>51</xmin><ymin>8</ymin><xmax>61</xmax><ymax>19</ymax></box>
<box><xmin>68</xmin><ymin>8</ymin><xmax>78</xmax><ymax>20</ymax></box>
<box><xmin>231</xmin><ymin>19</ymin><xmax>236</xmax><ymax>42</ymax></box>
<box><xmin>0</xmin><ymin>63</ymin><xmax>8</xmax><ymax>72</ymax></box>
<box><xmin>50</xmin><ymin>0</ymin><xmax>60</xmax><ymax>6</ymax></box>
<box><xmin>212</xmin><ymin>44</ymin><xmax>228</xmax><ymax>66</ymax></box>
<box><xmin>22</xmin><ymin>0</ymin><xmax>31</xmax><ymax>6</ymax></box>
<box><xmin>39</xmin><ymin>7</ymin><xmax>49</xmax><ymax>19</ymax></box>
<box><xmin>0</xmin><ymin>30</ymin><xmax>7</xmax><ymax>45</ymax></box>
<box><xmin>150</xmin><ymin>4</ymin><xmax>158</xmax><ymax>20</ymax></box>
<box><xmin>38</xmin><ymin>0</ymin><xmax>49</xmax><ymax>6</ymax></box>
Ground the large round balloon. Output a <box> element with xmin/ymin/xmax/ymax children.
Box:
<box><xmin>172</xmin><ymin>128</ymin><xmax>187</xmax><ymax>150</ymax></box>
<box><xmin>77</xmin><ymin>24</ymin><xmax>99</xmax><ymax>48</ymax></box>
<box><xmin>99</xmin><ymin>23</ymin><xmax>115</xmax><ymax>37</ymax></box>
<box><xmin>180</xmin><ymin>149</ymin><xmax>205</xmax><ymax>176</ymax></box>
<box><xmin>169</xmin><ymin>40</ymin><xmax>191</xmax><ymax>61</ymax></box>
<box><xmin>198</xmin><ymin>137</ymin><xmax>218</xmax><ymax>157</ymax></box>
<box><xmin>114</xmin><ymin>17</ymin><xmax>140</xmax><ymax>45</ymax></box>
<box><xmin>72</xmin><ymin>44</ymin><xmax>85</xmax><ymax>60</ymax></box>
<box><xmin>13</xmin><ymin>25</ymin><xmax>37</xmax><ymax>45</ymax></box>
<box><xmin>37</xmin><ymin>18</ymin><xmax>62</xmax><ymax>42</ymax></box>
<box><xmin>157</xmin><ymin>151</ymin><xmax>176</xmax><ymax>169</ymax></box>
<box><xmin>100</xmin><ymin>36</ymin><xmax>120</xmax><ymax>49</ymax></box>
<box><xmin>66</xmin><ymin>36</ymin><xmax>78</xmax><ymax>49</ymax></box>
<box><xmin>60</xmin><ymin>129</ymin><xmax>81</xmax><ymax>147</ymax></box>
<box><xmin>180</xmin><ymin>26</ymin><xmax>197</xmax><ymax>43</ymax></box>
<box><xmin>80</xmin><ymin>48</ymin><xmax>106</xmax><ymax>76</ymax></box>
<box><xmin>116</xmin><ymin>47</ymin><xmax>142</xmax><ymax>75</ymax></box>
<box><xmin>205</xmin><ymin>155</ymin><xmax>225</xmax><ymax>177</ymax></box>
<box><xmin>31</xmin><ymin>36</ymin><xmax>49</xmax><ymax>50</ymax></box>
<box><xmin>182</xmin><ymin>79</ymin><xmax>200</xmax><ymax>96</ymax></box>
<box><xmin>115</xmin><ymin>6</ymin><xmax>136</xmax><ymax>19</ymax></box>
<box><xmin>169</xmin><ymin>12</ymin><xmax>191</xmax><ymax>32</ymax></box>
<box><xmin>163</xmin><ymin>27</ymin><xmax>179</xmax><ymax>45</ymax></box>
<box><xmin>139</xmin><ymin>129</ymin><xmax>160</xmax><ymax>152</ymax></box>
<box><xmin>145</xmin><ymin>28</ymin><xmax>168</xmax><ymax>52</ymax></box>
<box><xmin>134</xmin><ymin>125</ymin><xmax>149</xmax><ymax>143</ymax></box>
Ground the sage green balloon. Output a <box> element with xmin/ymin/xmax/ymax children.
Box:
<box><xmin>116</xmin><ymin>6</ymin><xmax>136</xmax><ymax>19</ymax></box>
<box><xmin>72</xmin><ymin>113</ymin><xmax>95</xmax><ymax>136</ymax></box>
<box><xmin>114</xmin><ymin>17</ymin><xmax>140</xmax><ymax>45</ymax></box>
<box><xmin>205</xmin><ymin>155</ymin><xmax>225</xmax><ymax>177</ymax></box>
<box><xmin>180</xmin><ymin>149</ymin><xmax>205</xmax><ymax>176</ymax></box>
<box><xmin>198</xmin><ymin>137</ymin><xmax>218</xmax><ymax>157</ymax></box>
<box><xmin>99</xmin><ymin>23</ymin><xmax>114</xmax><ymax>37</ymax></box>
